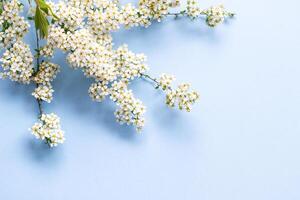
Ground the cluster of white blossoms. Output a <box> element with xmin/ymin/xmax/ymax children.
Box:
<box><xmin>166</xmin><ymin>83</ymin><xmax>199</xmax><ymax>112</ymax></box>
<box><xmin>0</xmin><ymin>0</ymin><xmax>234</xmax><ymax>146</ymax></box>
<box><xmin>111</xmin><ymin>81</ymin><xmax>146</xmax><ymax>131</ymax></box>
<box><xmin>158</xmin><ymin>73</ymin><xmax>175</xmax><ymax>90</ymax></box>
<box><xmin>32</xmin><ymin>61</ymin><xmax>60</xmax><ymax>84</ymax></box>
<box><xmin>31</xmin><ymin>61</ymin><xmax>60</xmax><ymax>103</ymax></box>
<box><xmin>138</xmin><ymin>0</ymin><xmax>170</xmax><ymax>21</ymax></box>
<box><xmin>157</xmin><ymin>74</ymin><xmax>199</xmax><ymax>112</ymax></box>
<box><xmin>0</xmin><ymin>41</ymin><xmax>34</xmax><ymax>84</ymax></box>
<box><xmin>186</xmin><ymin>0</ymin><xmax>201</xmax><ymax>19</ymax></box>
<box><xmin>31</xmin><ymin>113</ymin><xmax>65</xmax><ymax>147</ymax></box>
<box><xmin>54</xmin><ymin>1</ymin><xmax>85</xmax><ymax>31</ymax></box>
<box><xmin>32</xmin><ymin>84</ymin><xmax>54</xmax><ymax>103</ymax></box>
<box><xmin>202</xmin><ymin>4</ymin><xmax>233</xmax><ymax>27</ymax></box>
<box><xmin>0</xmin><ymin>0</ymin><xmax>29</xmax><ymax>47</ymax></box>
<box><xmin>186</xmin><ymin>1</ymin><xmax>234</xmax><ymax>26</ymax></box>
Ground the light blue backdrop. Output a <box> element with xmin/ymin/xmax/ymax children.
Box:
<box><xmin>1</xmin><ymin>0</ymin><xmax>300</xmax><ymax>199</ymax></box>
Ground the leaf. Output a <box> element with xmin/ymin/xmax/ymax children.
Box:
<box><xmin>0</xmin><ymin>2</ymin><xmax>3</xmax><ymax>15</ymax></box>
<box><xmin>36</xmin><ymin>0</ymin><xmax>59</xmax><ymax>19</ymax></box>
<box><xmin>34</xmin><ymin>6</ymin><xmax>49</xmax><ymax>38</ymax></box>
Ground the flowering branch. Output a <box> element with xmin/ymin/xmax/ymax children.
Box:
<box><xmin>0</xmin><ymin>0</ymin><xmax>234</xmax><ymax>147</ymax></box>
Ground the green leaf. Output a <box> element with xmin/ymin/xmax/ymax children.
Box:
<box><xmin>36</xmin><ymin>0</ymin><xmax>59</xmax><ymax>19</ymax></box>
<box><xmin>35</xmin><ymin>6</ymin><xmax>49</xmax><ymax>38</ymax></box>
<box><xmin>0</xmin><ymin>2</ymin><xmax>3</xmax><ymax>15</ymax></box>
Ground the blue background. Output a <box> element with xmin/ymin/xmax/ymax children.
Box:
<box><xmin>1</xmin><ymin>0</ymin><xmax>300</xmax><ymax>199</ymax></box>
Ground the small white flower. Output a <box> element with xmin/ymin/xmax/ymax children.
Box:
<box><xmin>32</xmin><ymin>84</ymin><xmax>54</xmax><ymax>103</ymax></box>
<box><xmin>30</xmin><ymin>113</ymin><xmax>65</xmax><ymax>147</ymax></box>
<box><xmin>33</xmin><ymin>62</ymin><xmax>60</xmax><ymax>84</ymax></box>
<box><xmin>0</xmin><ymin>41</ymin><xmax>34</xmax><ymax>84</ymax></box>
<box><xmin>158</xmin><ymin>73</ymin><xmax>175</xmax><ymax>90</ymax></box>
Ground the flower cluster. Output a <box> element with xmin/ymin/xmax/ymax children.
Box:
<box><xmin>31</xmin><ymin>61</ymin><xmax>60</xmax><ymax>104</ymax></box>
<box><xmin>186</xmin><ymin>0</ymin><xmax>201</xmax><ymax>19</ymax></box>
<box><xmin>54</xmin><ymin>1</ymin><xmax>85</xmax><ymax>31</ymax></box>
<box><xmin>32</xmin><ymin>84</ymin><xmax>54</xmax><ymax>103</ymax></box>
<box><xmin>87</xmin><ymin>1</ymin><xmax>121</xmax><ymax>34</ymax></box>
<box><xmin>202</xmin><ymin>4</ymin><xmax>233</xmax><ymax>27</ymax></box>
<box><xmin>0</xmin><ymin>0</ymin><xmax>29</xmax><ymax>47</ymax></box>
<box><xmin>111</xmin><ymin>81</ymin><xmax>146</xmax><ymax>131</ymax></box>
<box><xmin>158</xmin><ymin>73</ymin><xmax>175</xmax><ymax>90</ymax></box>
<box><xmin>31</xmin><ymin>113</ymin><xmax>65</xmax><ymax>147</ymax></box>
<box><xmin>138</xmin><ymin>0</ymin><xmax>170</xmax><ymax>21</ymax></box>
<box><xmin>33</xmin><ymin>61</ymin><xmax>60</xmax><ymax>84</ymax></box>
<box><xmin>155</xmin><ymin>73</ymin><xmax>199</xmax><ymax>112</ymax></box>
<box><xmin>0</xmin><ymin>41</ymin><xmax>34</xmax><ymax>84</ymax></box>
<box><xmin>120</xmin><ymin>3</ymin><xmax>140</xmax><ymax>28</ymax></box>
<box><xmin>166</xmin><ymin>83</ymin><xmax>200</xmax><ymax>112</ymax></box>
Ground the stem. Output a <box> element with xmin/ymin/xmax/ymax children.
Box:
<box><xmin>140</xmin><ymin>73</ymin><xmax>159</xmax><ymax>85</ymax></box>
<box><xmin>33</xmin><ymin>5</ymin><xmax>50</xmax><ymax>147</ymax></box>
<box><xmin>165</xmin><ymin>10</ymin><xmax>187</xmax><ymax>19</ymax></box>
<box><xmin>34</xmin><ymin>17</ymin><xmax>43</xmax><ymax>118</ymax></box>
<box><xmin>140</xmin><ymin>73</ymin><xmax>173</xmax><ymax>91</ymax></box>
<box><xmin>165</xmin><ymin>10</ymin><xmax>235</xmax><ymax>19</ymax></box>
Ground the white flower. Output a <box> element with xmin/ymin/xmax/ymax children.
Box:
<box><xmin>32</xmin><ymin>84</ymin><xmax>54</xmax><ymax>103</ymax></box>
<box><xmin>138</xmin><ymin>0</ymin><xmax>169</xmax><ymax>21</ymax></box>
<box><xmin>87</xmin><ymin>1</ymin><xmax>121</xmax><ymax>34</ymax></box>
<box><xmin>89</xmin><ymin>82</ymin><xmax>109</xmax><ymax>102</ymax></box>
<box><xmin>31</xmin><ymin>113</ymin><xmax>65</xmax><ymax>147</ymax></box>
<box><xmin>202</xmin><ymin>4</ymin><xmax>226</xmax><ymax>27</ymax></box>
<box><xmin>33</xmin><ymin>62</ymin><xmax>60</xmax><ymax>84</ymax></box>
<box><xmin>0</xmin><ymin>0</ymin><xmax>30</xmax><ymax>47</ymax></box>
<box><xmin>111</xmin><ymin>81</ymin><xmax>146</xmax><ymax>131</ymax></box>
<box><xmin>120</xmin><ymin>3</ymin><xmax>139</xmax><ymax>28</ymax></box>
<box><xmin>158</xmin><ymin>73</ymin><xmax>175</xmax><ymax>90</ymax></box>
<box><xmin>186</xmin><ymin>0</ymin><xmax>201</xmax><ymax>19</ymax></box>
<box><xmin>0</xmin><ymin>41</ymin><xmax>34</xmax><ymax>84</ymax></box>
<box><xmin>54</xmin><ymin>1</ymin><xmax>85</xmax><ymax>31</ymax></box>
<box><xmin>166</xmin><ymin>83</ymin><xmax>199</xmax><ymax>112</ymax></box>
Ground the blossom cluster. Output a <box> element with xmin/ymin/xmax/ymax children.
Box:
<box><xmin>157</xmin><ymin>74</ymin><xmax>199</xmax><ymax>112</ymax></box>
<box><xmin>0</xmin><ymin>41</ymin><xmax>34</xmax><ymax>84</ymax></box>
<box><xmin>32</xmin><ymin>61</ymin><xmax>60</xmax><ymax>103</ymax></box>
<box><xmin>0</xmin><ymin>0</ymin><xmax>30</xmax><ymax>47</ymax></box>
<box><xmin>31</xmin><ymin>113</ymin><xmax>65</xmax><ymax>147</ymax></box>
<box><xmin>186</xmin><ymin>0</ymin><xmax>201</xmax><ymax>19</ymax></box>
<box><xmin>202</xmin><ymin>4</ymin><xmax>233</xmax><ymax>27</ymax></box>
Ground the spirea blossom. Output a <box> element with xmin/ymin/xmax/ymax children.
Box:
<box><xmin>0</xmin><ymin>0</ymin><xmax>29</xmax><ymax>47</ymax></box>
<box><xmin>186</xmin><ymin>0</ymin><xmax>201</xmax><ymax>19</ymax></box>
<box><xmin>32</xmin><ymin>84</ymin><xmax>54</xmax><ymax>103</ymax></box>
<box><xmin>110</xmin><ymin>81</ymin><xmax>146</xmax><ymax>131</ymax></box>
<box><xmin>33</xmin><ymin>62</ymin><xmax>60</xmax><ymax>84</ymax></box>
<box><xmin>120</xmin><ymin>3</ymin><xmax>139</xmax><ymax>28</ymax></box>
<box><xmin>138</xmin><ymin>0</ymin><xmax>170</xmax><ymax>21</ymax></box>
<box><xmin>156</xmin><ymin>73</ymin><xmax>199</xmax><ymax>111</ymax></box>
<box><xmin>166</xmin><ymin>83</ymin><xmax>200</xmax><ymax>112</ymax></box>
<box><xmin>0</xmin><ymin>41</ymin><xmax>34</xmax><ymax>84</ymax></box>
<box><xmin>158</xmin><ymin>73</ymin><xmax>175</xmax><ymax>90</ymax></box>
<box><xmin>31</xmin><ymin>113</ymin><xmax>65</xmax><ymax>147</ymax></box>
<box><xmin>202</xmin><ymin>4</ymin><xmax>230</xmax><ymax>27</ymax></box>
<box><xmin>54</xmin><ymin>1</ymin><xmax>85</xmax><ymax>31</ymax></box>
